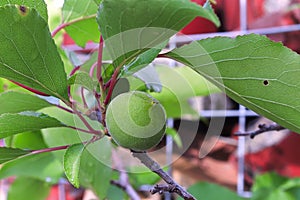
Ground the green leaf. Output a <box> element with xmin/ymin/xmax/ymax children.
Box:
<box><xmin>64</xmin><ymin>143</ymin><xmax>85</xmax><ymax>188</ymax></box>
<box><xmin>68</xmin><ymin>72</ymin><xmax>97</xmax><ymax>91</ymax></box>
<box><xmin>6</xmin><ymin>131</ymin><xmax>48</xmax><ymax>150</ymax></box>
<box><xmin>65</xmin><ymin>18</ymin><xmax>100</xmax><ymax>47</ymax></box>
<box><xmin>79</xmin><ymin>138</ymin><xmax>112</xmax><ymax>199</ymax></box>
<box><xmin>41</xmin><ymin>106</ymin><xmax>103</xmax><ymax>160</ymax></box>
<box><xmin>126</xmin><ymin>76</ymin><xmax>147</xmax><ymax>91</ymax></box>
<box><xmin>97</xmin><ymin>0</ymin><xmax>220</xmax><ymax>66</ymax></box>
<box><xmin>178</xmin><ymin>182</ymin><xmax>245</xmax><ymax>200</ymax></box>
<box><xmin>0</xmin><ymin>91</ymin><xmax>51</xmax><ymax>115</ymax></box>
<box><xmin>0</xmin><ymin>112</ymin><xmax>66</xmax><ymax>139</ymax></box>
<box><xmin>8</xmin><ymin>177</ymin><xmax>51</xmax><ymax>200</ymax></box>
<box><xmin>128</xmin><ymin>166</ymin><xmax>161</xmax><ymax>189</ymax></box>
<box><xmin>106</xmin><ymin>185</ymin><xmax>127</xmax><ymax>200</ymax></box>
<box><xmin>133</xmin><ymin>64</ymin><xmax>162</xmax><ymax>92</ymax></box>
<box><xmin>252</xmin><ymin>172</ymin><xmax>300</xmax><ymax>200</ymax></box>
<box><xmin>166</xmin><ymin>127</ymin><xmax>182</xmax><ymax>148</ymax></box>
<box><xmin>0</xmin><ymin>78</ymin><xmax>30</xmax><ymax>93</ymax></box>
<box><xmin>62</xmin><ymin>0</ymin><xmax>99</xmax><ymax>46</ymax></box>
<box><xmin>0</xmin><ymin>79</ymin><xmax>3</xmax><ymax>93</ymax></box>
<box><xmin>0</xmin><ymin>147</ymin><xmax>29</xmax><ymax>164</ymax></box>
<box><xmin>252</xmin><ymin>172</ymin><xmax>288</xmax><ymax>190</ymax></box>
<box><xmin>80</xmin><ymin>51</ymin><xmax>114</xmax><ymax>83</ymax></box>
<box><xmin>166</xmin><ymin>34</ymin><xmax>300</xmax><ymax>133</ymax></box>
<box><xmin>1</xmin><ymin>0</ymin><xmax>48</xmax><ymax>21</ymax></box>
<box><xmin>0</xmin><ymin>5</ymin><xmax>68</xmax><ymax>101</ymax></box>
<box><xmin>93</xmin><ymin>0</ymin><xmax>102</xmax><ymax>4</ymax></box>
<box><xmin>111</xmin><ymin>78</ymin><xmax>130</xmax><ymax>99</ymax></box>
<box><xmin>64</xmin><ymin>50</ymin><xmax>84</xmax><ymax>67</ymax></box>
<box><xmin>150</xmin><ymin>65</ymin><xmax>220</xmax><ymax>118</ymax></box>
<box><xmin>122</xmin><ymin>40</ymin><xmax>169</xmax><ymax>76</ymax></box>
<box><xmin>0</xmin><ymin>152</ymin><xmax>63</xmax><ymax>183</ymax></box>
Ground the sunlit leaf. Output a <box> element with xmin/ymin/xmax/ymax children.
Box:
<box><xmin>1</xmin><ymin>0</ymin><xmax>48</xmax><ymax>21</ymax></box>
<box><xmin>62</xmin><ymin>0</ymin><xmax>99</xmax><ymax>46</ymax></box>
<box><xmin>6</xmin><ymin>131</ymin><xmax>48</xmax><ymax>150</ymax></box>
<box><xmin>64</xmin><ymin>143</ymin><xmax>85</xmax><ymax>188</ymax></box>
<box><xmin>41</xmin><ymin>106</ymin><xmax>103</xmax><ymax>159</ymax></box>
<box><xmin>0</xmin><ymin>152</ymin><xmax>63</xmax><ymax>183</ymax></box>
<box><xmin>68</xmin><ymin>72</ymin><xmax>97</xmax><ymax>91</ymax></box>
<box><xmin>79</xmin><ymin>138</ymin><xmax>112</xmax><ymax>199</ymax></box>
<box><xmin>166</xmin><ymin>34</ymin><xmax>300</xmax><ymax>133</ymax></box>
<box><xmin>8</xmin><ymin>177</ymin><xmax>51</xmax><ymax>200</ymax></box>
<box><xmin>150</xmin><ymin>65</ymin><xmax>220</xmax><ymax>118</ymax></box>
<box><xmin>133</xmin><ymin>64</ymin><xmax>162</xmax><ymax>92</ymax></box>
<box><xmin>166</xmin><ymin>127</ymin><xmax>182</xmax><ymax>148</ymax></box>
<box><xmin>128</xmin><ymin>166</ymin><xmax>161</xmax><ymax>189</ymax></box>
<box><xmin>0</xmin><ymin>5</ymin><xmax>68</xmax><ymax>101</ymax></box>
<box><xmin>0</xmin><ymin>91</ymin><xmax>51</xmax><ymax>115</ymax></box>
<box><xmin>122</xmin><ymin>40</ymin><xmax>168</xmax><ymax>76</ymax></box>
<box><xmin>252</xmin><ymin>172</ymin><xmax>300</xmax><ymax>200</ymax></box>
<box><xmin>0</xmin><ymin>147</ymin><xmax>29</xmax><ymax>164</ymax></box>
<box><xmin>97</xmin><ymin>0</ymin><xmax>220</xmax><ymax>66</ymax></box>
<box><xmin>0</xmin><ymin>112</ymin><xmax>66</xmax><ymax>139</ymax></box>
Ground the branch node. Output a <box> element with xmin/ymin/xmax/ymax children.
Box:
<box><xmin>131</xmin><ymin>151</ymin><xmax>195</xmax><ymax>200</ymax></box>
<box><xmin>235</xmin><ymin>123</ymin><xmax>286</xmax><ymax>139</ymax></box>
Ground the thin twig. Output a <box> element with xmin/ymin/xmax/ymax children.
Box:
<box><xmin>71</xmin><ymin>103</ymin><xmax>102</xmax><ymax>135</ymax></box>
<box><xmin>51</xmin><ymin>15</ymin><xmax>97</xmax><ymax>37</ymax></box>
<box><xmin>89</xmin><ymin>62</ymin><xmax>97</xmax><ymax>77</ymax></box>
<box><xmin>67</xmin><ymin>125</ymin><xmax>101</xmax><ymax>135</ymax></box>
<box><xmin>131</xmin><ymin>151</ymin><xmax>195</xmax><ymax>200</ymax></box>
<box><xmin>31</xmin><ymin>137</ymin><xmax>100</xmax><ymax>155</ymax></box>
<box><xmin>68</xmin><ymin>66</ymin><xmax>81</xmax><ymax>103</ymax></box>
<box><xmin>55</xmin><ymin>104</ymin><xmax>74</xmax><ymax>114</ymax></box>
<box><xmin>80</xmin><ymin>87</ymin><xmax>88</xmax><ymax>109</ymax></box>
<box><xmin>31</xmin><ymin>145</ymin><xmax>69</xmax><ymax>154</ymax></box>
<box><xmin>235</xmin><ymin>124</ymin><xmax>286</xmax><ymax>139</ymax></box>
<box><xmin>111</xmin><ymin>150</ymin><xmax>140</xmax><ymax>200</ymax></box>
<box><xmin>151</xmin><ymin>184</ymin><xmax>176</xmax><ymax>195</ymax></box>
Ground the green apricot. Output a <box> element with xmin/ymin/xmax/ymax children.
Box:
<box><xmin>106</xmin><ymin>91</ymin><xmax>166</xmax><ymax>151</ymax></box>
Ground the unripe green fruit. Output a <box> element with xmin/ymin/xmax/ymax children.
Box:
<box><xmin>106</xmin><ymin>91</ymin><xmax>166</xmax><ymax>151</ymax></box>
